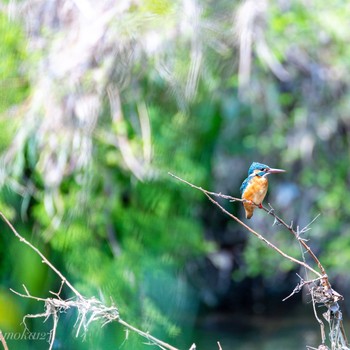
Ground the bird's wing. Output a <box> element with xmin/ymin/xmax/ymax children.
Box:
<box><xmin>240</xmin><ymin>176</ymin><xmax>251</xmax><ymax>195</ymax></box>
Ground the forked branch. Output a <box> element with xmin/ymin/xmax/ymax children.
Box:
<box><xmin>0</xmin><ymin>211</ymin><xmax>218</xmax><ymax>350</ymax></box>
<box><xmin>169</xmin><ymin>172</ymin><xmax>322</xmax><ymax>278</ymax></box>
<box><xmin>261</xmin><ymin>204</ymin><xmax>327</xmax><ymax>277</ymax></box>
<box><xmin>169</xmin><ymin>172</ymin><xmax>349</xmax><ymax>349</ymax></box>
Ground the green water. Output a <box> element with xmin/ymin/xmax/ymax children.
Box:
<box><xmin>190</xmin><ymin>312</ymin><xmax>329</xmax><ymax>350</ymax></box>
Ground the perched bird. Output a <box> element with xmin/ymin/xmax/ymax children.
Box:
<box><xmin>240</xmin><ymin>162</ymin><xmax>285</xmax><ymax>219</ymax></box>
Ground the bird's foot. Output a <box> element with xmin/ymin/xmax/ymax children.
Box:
<box><xmin>258</xmin><ymin>203</ymin><xmax>263</xmax><ymax>208</ymax></box>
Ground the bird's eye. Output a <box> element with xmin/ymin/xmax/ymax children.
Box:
<box><xmin>261</xmin><ymin>168</ymin><xmax>266</xmax><ymax>171</ymax></box>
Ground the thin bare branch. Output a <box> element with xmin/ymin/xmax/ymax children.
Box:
<box><xmin>262</xmin><ymin>204</ymin><xmax>327</xmax><ymax>278</ymax></box>
<box><xmin>118</xmin><ymin>319</ymin><xmax>179</xmax><ymax>350</ymax></box>
<box><xmin>170</xmin><ymin>174</ymin><xmax>327</xmax><ymax>281</ymax></box>
<box><xmin>203</xmin><ymin>192</ymin><xmax>322</xmax><ymax>277</ymax></box>
<box><xmin>49</xmin><ymin>311</ymin><xmax>59</xmax><ymax>350</ymax></box>
<box><xmin>311</xmin><ymin>287</ymin><xmax>326</xmax><ymax>344</ymax></box>
<box><xmin>282</xmin><ymin>276</ymin><xmax>323</xmax><ymax>302</ymax></box>
<box><xmin>169</xmin><ymin>174</ymin><xmax>329</xmax><ymax>281</ymax></box>
<box><xmin>10</xmin><ymin>285</ymin><xmax>47</xmax><ymax>302</ymax></box>
<box><xmin>170</xmin><ymin>173</ymin><xmax>350</xmax><ymax>349</ymax></box>
<box><xmin>1</xmin><ymin>211</ymin><xmax>184</xmax><ymax>350</ymax></box>
<box><xmin>49</xmin><ymin>280</ymin><xmax>65</xmax><ymax>299</ymax></box>
<box><xmin>0</xmin><ymin>331</ymin><xmax>8</xmax><ymax>350</ymax></box>
<box><xmin>0</xmin><ymin>212</ymin><xmax>83</xmax><ymax>299</ymax></box>
<box><xmin>169</xmin><ymin>174</ymin><xmax>322</xmax><ymax>278</ymax></box>
<box><xmin>300</xmin><ymin>214</ymin><xmax>321</xmax><ymax>235</ymax></box>
<box><xmin>168</xmin><ymin>173</ymin><xmax>239</xmax><ymax>201</ymax></box>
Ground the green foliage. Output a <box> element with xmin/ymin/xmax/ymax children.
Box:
<box><xmin>242</xmin><ymin>229</ymin><xmax>299</xmax><ymax>278</ymax></box>
<box><xmin>0</xmin><ymin>14</ymin><xmax>29</xmax><ymax>114</ymax></box>
<box><xmin>2</xmin><ymin>0</ymin><xmax>350</xmax><ymax>348</ymax></box>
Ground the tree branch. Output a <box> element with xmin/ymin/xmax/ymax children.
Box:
<box><xmin>169</xmin><ymin>173</ymin><xmax>349</xmax><ymax>349</ymax></box>
<box><xmin>261</xmin><ymin>204</ymin><xmax>327</xmax><ymax>277</ymax></box>
<box><xmin>0</xmin><ymin>331</ymin><xmax>8</xmax><ymax>350</ymax></box>
<box><xmin>169</xmin><ymin>173</ymin><xmax>322</xmax><ymax>278</ymax></box>
<box><xmin>0</xmin><ymin>211</ymin><xmax>201</xmax><ymax>350</ymax></box>
<box><xmin>0</xmin><ymin>211</ymin><xmax>83</xmax><ymax>299</ymax></box>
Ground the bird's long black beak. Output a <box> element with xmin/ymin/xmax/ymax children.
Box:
<box><xmin>267</xmin><ymin>168</ymin><xmax>286</xmax><ymax>174</ymax></box>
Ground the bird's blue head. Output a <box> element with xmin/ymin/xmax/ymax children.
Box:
<box><xmin>240</xmin><ymin>162</ymin><xmax>285</xmax><ymax>196</ymax></box>
<box><xmin>248</xmin><ymin>162</ymin><xmax>285</xmax><ymax>177</ymax></box>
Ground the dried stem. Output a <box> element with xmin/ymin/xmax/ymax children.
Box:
<box><xmin>169</xmin><ymin>173</ymin><xmax>322</xmax><ymax>278</ymax></box>
<box><xmin>0</xmin><ymin>212</ymin><xmax>83</xmax><ymax>299</ymax></box>
<box><xmin>0</xmin><ymin>331</ymin><xmax>8</xmax><ymax>350</ymax></box>
<box><xmin>169</xmin><ymin>172</ymin><xmax>327</xmax><ymax>279</ymax></box>
<box><xmin>117</xmin><ymin>319</ymin><xmax>179</xmax><ymax>350</ymax></box>
<box><xmin>169</xmin><ymin>172</ymin><xmax>350</xmax><ymax>349</ymax></box>
<box><xmin>261</xmin><ymin>204</ymin><xmax>327</xmax><ymax>277</ymax></box>
<box><xmin>282</xmin><ymin>275</ymin><xmax>323</xmax><ymax>301</ymax></box>
<box><xmin>0</xmin><ymin>211</ymin><xmax>196</xmax><ymax>350</ymax></box>
<box><xmin>204</xmin><ymin>192</ymin><xmax>321</xmax><ymax>276</ymax></box>
<box><xmin>311</xmin><ymin>286</ymin><xmax>326</xmax><ymax>344</ymax></box>
<box><xmin>168</xmin><ymin>173</ymin><xmax>239</xmax><ymax>201</ymax></box>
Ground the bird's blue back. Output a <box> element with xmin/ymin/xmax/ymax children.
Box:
<box><xmin>240</xmin><ymin>176</ymin><xmax>251</xmax><ymax>195</ymax></box>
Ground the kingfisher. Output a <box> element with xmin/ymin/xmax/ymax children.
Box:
<box><xmin>240</xmin><ymin>162</ymin><xmax>285</xmax><ymax>219</ymax></box>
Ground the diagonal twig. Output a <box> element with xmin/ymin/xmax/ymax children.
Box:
<box><xmin>203</xmin><ymin>192</ymin><xmax>322</xmax><ymax>277</ymax></box>
<box><xmin>261</xmin><ymin>204</ymin><xmax>327</xmax><ymax>277</ymax></box>
<box><xmin>169</xmin><ymin>173</ymin><xmax>322</xmax><ymax>277</ymax></box>
<box><xmin>168</xmin><ymin>172</ymin><xmax>240</xmax><ymax>201</ymax></box>
<box><xmin>0</xmin><ymin>212</ymin><xmax>83</xmax><ymax>299</ymax></box>
<box><xmin>0</xmin><ymin>330</ymin><xmax>8</xmax><ymax>350</ymax></box>
<box><xmin>0</xmin><ymin>211</ymin><xmax>183</xmax><ymax>350</ymax></box>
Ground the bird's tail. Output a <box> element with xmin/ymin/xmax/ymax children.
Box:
<box><xmin>243</xmin><ymin>202</ymin><xmax>254</xmax><ymax>219</ymax></box>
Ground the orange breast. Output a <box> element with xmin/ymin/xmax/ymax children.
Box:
<box><xmin>242</xmin><ymin>176</ymin><xmax>268</xmax><ymax>205</ymax></box>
